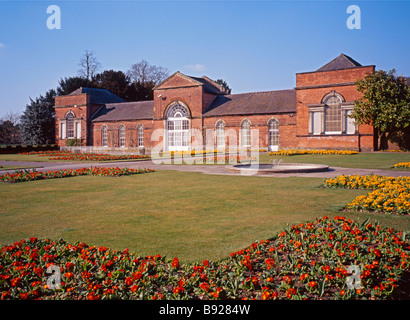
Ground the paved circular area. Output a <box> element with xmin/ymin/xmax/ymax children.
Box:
<box><xmin>1</xmin><ymin>159</ymin><xmax>410</xmax><ymax>178</ymax></box>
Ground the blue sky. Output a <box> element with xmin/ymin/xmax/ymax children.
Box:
<box><xmin>0</xmin><ymin>0</ymin><xmax>409</xmax><ymax>119</ymax></box>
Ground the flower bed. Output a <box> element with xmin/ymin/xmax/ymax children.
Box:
<box><xmin>0</xmin><ymin>167</ymin><xmax>155</xmax><ymax>183</ymax></box>
<box><xmin>324</xmin><ymin>175</ymin><xmax>410</xmax><ymax>215</ymax></box>
<box><xmin>268</xmin><ymin>149</ymin><xmax>358</xmax><ymax>156</ymax></box>
<box><xmin>1</xmin><ymin>216</ymin><xmax>409</xmax><ymax>300</ymax></box>
<box><xmin>394</xmin><ymin>162</ymin><xmax>410</xmax><ymax>169</ymax></box>
<box><xmin>19</xmin><ymin>151</ymin><xmax>151</xmax><ymax>161</ymax></box>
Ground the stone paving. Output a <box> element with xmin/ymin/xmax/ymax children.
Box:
<box><xmin>1</xmin><ymin>159</ymin><xmax>410</xmax><ymax>178</ymax></box>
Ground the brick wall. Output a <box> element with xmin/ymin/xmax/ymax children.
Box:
<box><xmin>295</xmin><ymin>66</ymin><xmax>376</xmax><ymax>151</ymax></box>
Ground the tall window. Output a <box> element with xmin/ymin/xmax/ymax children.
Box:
<box><xmin>216</xmin><ymin>120</ymin><xmax>225</xmax><ymax>148</ymax></box>
<box><xmin>66</xmin><ymin>112</ymin><xmax>75</xmax><ymax>138</ymax></box>
<box><xmin>119</xmin><ymin>125</ymin><xmax>125</xmax><ymax>147</ymax></box>
<box><xmin>324</xmin><ymin>93</ymin><xmax>343</xmax><ymax>133</ymax></box>
<box><xmin>241</xmin><ymin>119</ymin><xmax>251</xmax><ymax>148</ymax></box>
<box><xmin>268</xmin><ymin>118</ymin><xmax>279</xmax><ymax>150</ymax></box>
<box><xmin>166</xmin><ymin>103</ymin><xmax>190</xmax><ymax>151</ymax></box>
<box><xmin>102</xmin><ymin>125</ymin><xmax>108</xmax><ymax>147</ymax></box>
<box><xmin>137</xmin><ymin>124</ymin><xmax>144</xmax><ymax>147</ymax></box>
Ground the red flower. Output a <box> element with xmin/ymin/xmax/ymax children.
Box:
<box><xmin>200</xmin><ymin>282</ymin><xmax>210</xmax><ymax>292</ymax></box>
<box><xmin>171</xmin><ymin>257</ymin><xmax>179</xmax><ymax>268</ymax></box>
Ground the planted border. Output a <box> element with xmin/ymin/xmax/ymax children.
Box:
<box><xmin>1</xmin><ymin>216</ymin><xmax>409</xmax><ymax>300</ymax></box>
<box><xmin>268</xmin><ymin>149</ymin><xmax>358</xmax><ymax>156</ymax></box>
<box><xmin>324</xmin><ymin>174</ymin><xmax>410</xmax><ymax>215</ymax></box>
<box><xmin>394</xmin><ymin>162</ymin><xmax>410</xmax><ymax>169</ymax></box>
<box><xmin>19</xmin><ymin>151</ymin><xmax>150</xmax><ymax>161</ymax></box>
<box><xmin>0</xmin><ymin>167</ymin><xmax>155</xmax><ymax>183</ymax></box>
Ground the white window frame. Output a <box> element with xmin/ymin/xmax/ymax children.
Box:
<box><xmin>102</xmin><ymin>125</ymin><xmax>108</xmax><ymax>147</ymax></box>
<box><xmin>216</xmin><ymin>120</ymin><xmax>225</xmax><ymax>148</ymax></box>
<box><xmin>119</xmin><ymin>125</ymin><xmax>126</xmax><ymax>147</ymax></box>
<box><xmin>241</xmin><ymin>119</ymin><xmax>251</xmax><ymax>148</ymax></box>
<box><xmin>137</xmin><ymin>124</ymin><xmax>144</xmax><ymax>147</ymax></box>
<box><xmin>268</xmin><ymin>118</ymin><xmax>279</xmax><ymax>151</ymax></box>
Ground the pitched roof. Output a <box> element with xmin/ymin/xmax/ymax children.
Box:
<box><xmin>69</xmin><ymin>87</ymin><xmax>126</xmax><ymax>104</ymax></box>
<box><xmin>154</xmin><ymin>72</ymin><xmax>227</xmax><ymax>94</ymax></box>
<box><xmin>204</xmin><ymin>89</ymin><xmax>296</xmax><ymax>117</ymax></box>
<box><xmin>189</xmin><ymin>76</ymin><xmax>227</xmax><ymax>94</ymax></box>
<box><xmin>316</xmin><ymin>54</ymin><xmax>362</xmax><ymax>72</ymax></box>
<box><xmin>91</xmin><ymin>101</ymin><xmax>153</xmax><ymax>122</ymax></box>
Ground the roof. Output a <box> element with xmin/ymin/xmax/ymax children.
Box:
<box><xmin>203</xmin><ymin>89</ymin><xmax>296</xmax><ymax>117</ymax></box>
<box><xmin>69</xmin><ymin>87</ymin><xmax>126</xmax><ymax>104</ymax></box>
<box><xmin>189</xmin><ymin>76</ymin><xmax>227</xmax><ymax>94</ymax></box>
<box><xmin>316</xmin><ymin>54</ymin><xmax>362</xmax><ymax>72</ymax></box>
<box><xmin>154</xmin><ymin>72</ymin><xmax>227</xmax><ymax>94</ymax></box>
<box><xmin>91</xmin><ymin>101</ymin><xmax>153</xmax><ymax>122</ymax></box>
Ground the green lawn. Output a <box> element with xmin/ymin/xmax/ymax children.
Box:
<box><xmin>259</xmin><ymin>152</ymin><xmax>410</xmax><ymax>170</ymax></box>
<box><xmin>1</xmin><ymin>170</ymin><xmax>409</xmax><ymax>263</ymax></box>
<box><xmin>0</xmin><ymin>154</ymin><xmax>73</xmax><ymax>163</ymax></box>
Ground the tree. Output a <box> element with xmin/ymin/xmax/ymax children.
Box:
<box><xmin>20</xmin><ymin>89</ymin><xmax>56</xmax><ymax>145</ymax></box>
<box><xmin>127</xmin><ymin>59</ymin><xmax>169</xmax><ymax>85</ymax></box>
<box><xmin>92</xmin><ymin>70</ymin><xmax>131</xmax><ymax>100</ymax></box>
<box><xmin>216</xmin><ymin>78</ymin><xmax>232</xmax><ymax>94</ymax></box>
<box><xmin>350</xmin><ymin>69</ymin><xmax>410</xmax><ymax>150</ymax></box>
<box><xmin>0</xmin><ymin>112</ymin><xmax>21</xmax><ymax>144</ymax></box>
<box><xmin>57</xmin><ymin>76</ymin><xmax>94</xmax><ymax>96</ymax></box>
<box><xmin>78</xmin><ymin>50</ymin><xmax>102</xmax><ymax>81</ymax></box>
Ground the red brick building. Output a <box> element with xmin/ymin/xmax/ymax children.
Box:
<box><xmin>54</xmin><ymin>54</ymin><xmax>378</xmax><ymax>152</ymax></box>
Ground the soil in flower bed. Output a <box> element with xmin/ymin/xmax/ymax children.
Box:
<box><xmin>1</xmin><ymin>216</ymin><xmax>409</xmax><ymax>300</ymax></box>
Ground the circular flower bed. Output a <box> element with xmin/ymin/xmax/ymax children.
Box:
<box><xmin>1</xmin><ymin>216</ymin><xmax>409</xmax><ymax>300</ymax></box>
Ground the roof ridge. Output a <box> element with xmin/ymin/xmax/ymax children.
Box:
<box><xmin>226</xmin><ymin>88</ymin><xmax>295</xmax><ymax>96</ymax></box>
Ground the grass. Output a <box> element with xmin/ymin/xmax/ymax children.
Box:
<box><xmin>1</xmin><ymin>170</ymin><xmax>410</xmax><ymax>263</ymax></box>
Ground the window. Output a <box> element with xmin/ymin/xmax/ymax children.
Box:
<box><xmin>311</xmin><ymin>112</ymin><xmax>322</xmax><ymax>135</ymax></box>
<box><xmin>76</xmin><ymin>122</ymin><xmax>81</xmax><ymax>139</ymax></box>
<box><xmin>137</xmin><ymin>124</ymin><xmax>144</xmax><ymax>147</ymax></box>
<box><xmin>216</xmin><ymin>120</ymin><xmax>225</xmax><ymax>148</ymax></box>
<box><xmin>60</xmin><ymin>123</ymin><xmax>66</xmax><ymax>139</ymax></box>
<box><xmin>102</xmin><ymin>125</ymin><xmax>108</xmax><ymax>147</ymax></box>
<box><xmin>323</xmin><ymin>93</ymin><xmax>343</xmax><ymax>133</ymax></box>
<box><xmin>241</xmin><ymin>119</ymin><xmax>251</xmax><ymax>147</ymax></box>
<box><xmin>66</xmin><ymin>112</ymin><xmax>75</xmax><ymax>138</ymax></box>
<box><xmin>119</xmin><ymin>125</ymin><xmax>125</xmax><ymax>147</ymax></box>
<box><xmin>268</xmin><ymin>118</ymin><xmax>279</xmax><ymax>150</ymax></box>
<box><xmin>166</xmin><ymin>103</ymin><xmax>190</xmax><ymax>151</ymax></box>
<box><xmin>345</xmin><ymin>110</ymin><xmax>356</xmax><ymax>134</ymax></box>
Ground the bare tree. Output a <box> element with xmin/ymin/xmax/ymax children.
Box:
<box><xmin>0</xmin><ymin>111</ymin><xmax>22</xmax><ymax>144</ymax></box>
<box><xmin>78</xmin><ymin>50</ymin><xmax>102</xmax><ymax>80</ymax></box>
<box><xmin>127</xmin><ymin>59</ymin><xmax>169</xmax><ymax>85</ymax></box>
<box><xmin>2</xmin><ymin>111</ymin><xmax>21</xmax><ymax>126</ymax></box>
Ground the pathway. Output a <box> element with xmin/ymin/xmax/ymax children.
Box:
<box><xmin>1</xmin><ymin>159</ymin><xmax>410</xmax><ymax>178</ymax></box>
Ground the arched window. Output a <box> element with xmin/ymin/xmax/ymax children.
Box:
<box><xmin>241</xmin><ymin>119</ymin><xmax>251</xmax><ymax>148</ymax></box>
<box><xmin>119</xmin><ymin>125</ymin><xmax>125</xmax><ymax>147</ymax></box>
<box><xmin>323</xmin><ymin>92</ymin><xmax>343</xmax><ymax>133</ymax></box>
<box><xmin>268</xmin><ymin>118</ymin><xmax>279</xmax><ymax>151</ymax></box>
<box><xmin>166</xmin><ymin>103</ymin><xmax>190</xmax><ymax>151</ymax></box>
<box><xmin>167</xmin><ymin>103</ymin><xmax>190</xmax><ymax>118</ymax></box>
<box><xmin>215</xmin><ymin>120</ymin><xmax>225</xmax><ymax>148</ymax></box>
<box><xmin>66</xmin><ymin>112</ymin><xmax>75</xmax><ymax>138</ymax></box>
<box><xmin>101</xmin><ymin>125</ymin><xmax>108</xmax><ymax>147</ymax></box>
<box><xmin>137</xmin><ymin>124</ymin><xmax>144</xmax><ymax>147</ymax></box>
